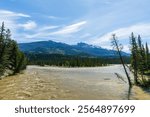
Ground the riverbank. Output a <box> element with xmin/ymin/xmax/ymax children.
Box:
<box><xmin>0</xmin><ymin>65</ymin><xmax>150</xmax><ymax>100</ymax></box>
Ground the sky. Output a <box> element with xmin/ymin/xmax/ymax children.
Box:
<box><xmin>0</xmin><ymin>0</ymin><xmax>150</xmax><ymax>52</ymax></box>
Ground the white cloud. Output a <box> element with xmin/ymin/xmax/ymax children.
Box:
<box><xmin>0</xmin><ymin>9</ymin><xmax>31</xmax><ymax>37</ymax></box>
<box><xmin>0</xmin><ymin>9</ymin><xmax>30</xmax><ymax>28</ymax></box>
<box><xmin>22</xmin><ymin>21</ymin><xmax>87</xmax><ymax>43</ymax></box>
<box><xmin>38</xmin><ymin>25</ymin><xmax>59</xmax><ymax>32</ymax></box>
<box><xmin>0</xmin><ymin>9</ymin><xmax>30</xmax><ymax>18</ymax></box>
<box><xmin>90</xmin><ymin>23</ymin><xmax>150</xmax><ymax>52</ymax></box>
<box><xmin>18</xmin><ymin>21</ymin><xmax>37</xmax><ymax>30</ymax></box>
<box><xmin>51</xmin><ymin>21</ymin><xmax>87</xmax><ymax>35</ymax></box>
<box><xmin>92</xmin><ymin>23</ymin><xmax>150</xmax><ymax>45</ymax></box>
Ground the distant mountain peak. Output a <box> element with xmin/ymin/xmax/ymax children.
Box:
<box><xmin>76</xmin><ymin>42</ymin><xmax>100</xmax><ymax>48</ymax></box>
<box><xmin>77</xmin><ymin>42</ymin><xmax>90</xmax><ymax>47</ymax></box>
<box><xmin>19</xmin><ymin>40</ymin><xmax>129</xmax><ymax>57</ymax></box>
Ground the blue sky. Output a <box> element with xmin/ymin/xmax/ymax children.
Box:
<box><xmin>0</xmin><ymin>0</ymin><xmax>150</xmax><ymax>52</ymax></box>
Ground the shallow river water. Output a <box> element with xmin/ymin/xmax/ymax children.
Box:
<box><xmin>0</xmin><ymin>65</ymin><xmax>150</xmax><ymax>100</ymax></box>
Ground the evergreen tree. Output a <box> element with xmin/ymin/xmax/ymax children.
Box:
<box><xmin>7</xmin><ymin>39</ymin><xmax>27</xmax><ymax>75</ymax></box>
<box><xmin>137</xmin><ymin>35</ymin><xmax>146</xmax><ymax>76</ymax></box>
<box><xmin>13</xmin><ymin>51</ymin><xmax>27</xmax><ymax>74</ymax></box>
<box><xmin>130</xmin><ymin>32</ymin><xmax>138</xmax><ymax>84</ymax></box>
<box><xmin>0</xmin><ymin>22</ymin><xmax>7</xmax><ymax>76</ymax></box>
<box><xmin>130</xmin><ymin>34</ymin><xmax>150</xmax><ymax>86</ymax></box>
<box><xmin>145</xmin><ymin>43</ymin><xmax>150</xmax><ymax>71</ymax></box>
<box><xmin>0</xmin><ymin>22</ymin><xmax>27</xmax><ymax>77</ymax></box>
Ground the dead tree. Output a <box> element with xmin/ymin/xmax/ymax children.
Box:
<box><xmin>111</xmin><ymin>34</ymin><xmax>132</xmax><ymax>88</ymax></box>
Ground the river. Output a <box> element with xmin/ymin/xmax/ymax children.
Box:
<box><xmin>0</xmin><ymin>65</ymin><xmax>150</xmax><ymax>100</ymax></box>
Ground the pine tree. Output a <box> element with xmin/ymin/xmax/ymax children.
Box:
<box><xmin>0</xmin><ymin>22</ymin><xmax>27</xmax><ymax>77</ymax></box>
<box><xmin>130</xmin><ymin>32</ymin><xmax>138</xmax><ymax>84</ymax></box>
<box><xmin>0</xmin><ymin>22</ymin><xmax>7</xmax><ymax>76</ymax></box>
<box><xmin>137</xmin><ymin>35</ymin><xmax>146</xmax><ymax>77</ymax></box>
<box><xmin>145</xmin><ymin>43</ymin><xmax>150</xmax><ymax>71</ymax></box>
<box><xmin>8</xmin><ymin>40</ymin><xmax>20</xmax><ymax>74</ymax></box>
<box><xmin>14</xmin><ymin>51</ymin><xmax>27</xmax><ymax>74</ymax></box>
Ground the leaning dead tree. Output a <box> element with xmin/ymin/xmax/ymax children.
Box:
<box><xmin>111</xmin><ymin>34</ymin><xmax>132</xmax><ymax>88</ymax></box>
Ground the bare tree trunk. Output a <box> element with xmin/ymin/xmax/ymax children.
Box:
<box><xmin>112</xmin><ymin>34</ymin><xmax>132</xmax><ymax>87</ymax></box>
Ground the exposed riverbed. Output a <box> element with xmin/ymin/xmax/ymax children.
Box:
<box><xmin>0</xmin><ymin>65</ymin><xmax>150</xmax><ymax>100</ymax></box>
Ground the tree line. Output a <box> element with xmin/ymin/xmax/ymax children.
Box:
<box><xmin>26</xmin><ymin>53</ymin><xmax>130</xmax><ymax>67</ymax></box>
<box><xmin>111</xmin><ymin>33</ymin><xmax>150</xmax><ymax>88</ymax></box>
<box><xmin>0</xmin><ymin>22</ymin><xmax>27</xmax><ymax>78</ymax></box>
<box><xmin>130</xmin><ymin>33</ymin><xmax>150</xmax><ymax>86</ymax></box>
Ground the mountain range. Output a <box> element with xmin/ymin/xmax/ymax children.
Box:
<box><xmin>19</xmin><ymin>40</ymin><xmax>129</xmax><ymax>57</ymax></box>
